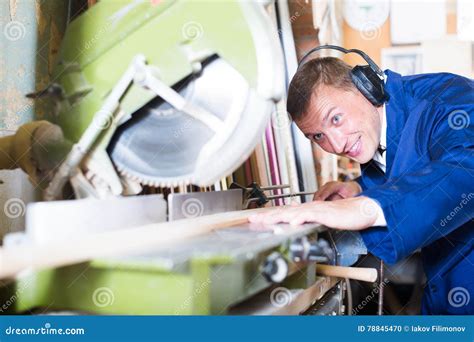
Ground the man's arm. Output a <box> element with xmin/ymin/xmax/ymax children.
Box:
<box><xmin>248</xmin><ymin>196</ymin><xmax>386</xmax><ymax>230</ymax></box>
<box><xmin>249</xmin><ymin>106</ymin><xmax>473</xmax><ymax>264</ymax></box>
<box><xmin>359</xmin><ymin>109</ymin><xmax>474</xmax><ymax>263</ymax></box>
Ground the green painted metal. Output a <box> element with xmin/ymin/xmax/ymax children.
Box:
<box><xmin>1</xmin><ymin>262</ymin><xmax>195</xmax><ymax>315</ymax></box>
<box><xmin>49</xmin><ymin>0</ymin><xmax>259</xmax><ymax>147</ymax></box>
<box><xmin>189</xmin><ymin>259</ymin><xmax>212</xmax><ymax>315</ymax></box>
<box><xmin>1</xmin><ymin>240</ymin><xmax>320</xmax><ymax>315</ymax></box>
<box><xmin>0</xmin><ymin>1</ymin><xmax>301</xmax><ymax>315</ymax></box>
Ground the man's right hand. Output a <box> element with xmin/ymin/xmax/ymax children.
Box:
<box><xmin>313</xmin><ymin>181</ymin><xmax>362</xmax><ymax>201</ymax></box>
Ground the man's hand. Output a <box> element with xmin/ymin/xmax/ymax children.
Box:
<box><xmin>248</xmin><ymin>196</ymin><xmax>386</xmax><ymax>230</ymax></box>
<box><xmin>313</xmin><ymin>180</ymin><xmax>362</xmax><ymax>201</ymax></box>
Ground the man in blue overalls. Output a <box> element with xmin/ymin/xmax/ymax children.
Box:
<box><xmin>249</xmin><ymin>45</ymin><xmax>474</xmax><ymax>314</ymax></box>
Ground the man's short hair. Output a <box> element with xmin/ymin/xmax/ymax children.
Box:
<box><xmin>287</xmin><ymin>57</ymin><xmax>354</xmax><ymax>120</ymax></box>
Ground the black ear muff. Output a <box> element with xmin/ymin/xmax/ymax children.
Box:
<box><xmin>298</xmin><ymin>45</ymin><xmax>390</xmax><ymax>107</ymax></box>
<box><xmin>351</xmin><ymin>65</ymin><xmax>389</xmax><ymax>107</ymax></box>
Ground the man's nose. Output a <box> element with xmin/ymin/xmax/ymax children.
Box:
<box><xmin>326</xmin><ymin>131</ymin><xmax>345</xmax><ymax>154</ymax></box>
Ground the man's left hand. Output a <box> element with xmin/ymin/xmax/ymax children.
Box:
<box><xmin>248</xmin><ymin>196</ymin><xmax>386</xmax><ymax>230</ymax></box>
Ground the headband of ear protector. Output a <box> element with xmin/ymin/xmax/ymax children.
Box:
<box><xmin>299</xmin><ymin>45</ymin><xmax>389</xmax><ymax>107</ymax></box>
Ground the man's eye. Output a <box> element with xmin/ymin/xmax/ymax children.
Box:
<box><xmin>332</xmin><ymin>114</ymin><xmax>342</xmax><ymax>125</ymax></box>
<box><xmin>313</xmin><ymin>133</ymin><xmax>324</xmax><ymax>141</ymax></box>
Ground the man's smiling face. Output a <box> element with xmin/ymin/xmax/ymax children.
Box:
<box><xmin>295</xmin><ymin>84</ymin><xmax>383</xmax><ymax>164</ymax></box>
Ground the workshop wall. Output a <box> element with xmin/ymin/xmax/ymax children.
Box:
<box><xmin>341</xmin><ymin>0</ymin><xmax>460</xmax><ymax>69</ymax></box>
<box><xmin>342</xmin><ymin>17</ymin><xmax>391</xmax><ymax>67</ymax></box>
<box><xmin>288</xmin><ymin>0</ymin><xmax>319</xmax><ymax>60</ymax></box>
<box><xmin>339</xmin><ymin>0</ymin><xmax>473</xmax><ymax>79</ymax></box>
<box><xmin>288</xmin><ymin>0</ymin><xmax>466</xmax><ymax>87</ymax></box>
<box><xmin>0</xmin><ymin>0</ymin><xmax>70</xmax><ymax>239</ymax></box>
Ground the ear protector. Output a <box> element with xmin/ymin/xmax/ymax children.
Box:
<box><xmin>299</xmin><ymin>45</ymin><xmax>389</xmax><ymax>107</ymax></box>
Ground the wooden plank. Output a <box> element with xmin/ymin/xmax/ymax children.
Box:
<box><xmin>254</xmin><ymin>140</ymin><xmax>270</xmax><ymax>190</ymax></box>
<box><xmin>0</xmin><ymin>207</ymin><xmax>275</xmax><ymax>280</ymax></box>
<box><xmin>265</xmin><ymin>123</ymin><xmax>283</xmax><ymax>205</ymax></box>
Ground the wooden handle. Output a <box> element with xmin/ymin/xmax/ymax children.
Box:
<box><xmin>317</xmin><ymin>264</ymin><xmax>378</xmax><ymax>283</ymax></box>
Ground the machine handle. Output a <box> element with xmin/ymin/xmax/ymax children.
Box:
<box><xmin>317</xmin><ymin>264</ymin><xmax>378</xmax><ymax>283</ymax></box>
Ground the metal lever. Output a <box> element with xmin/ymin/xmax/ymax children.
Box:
<box><xmin>230</xmin><ymin>182</ymin><xmax>315</xmax><ymax>208</ymax></box>
<box><xmin>134</xmin><ymin>62</ymin><xmax>225</xmax><ymax>132</ymax></box>
<box><xmin>289</xmin><ymin>237</ymin><xmax>334</xmax><ymax>263</ymax></box>
<box><xmin>44</xmin><ymin>55</ymin><xmax>146</xmax><ymax>200</ymax></box>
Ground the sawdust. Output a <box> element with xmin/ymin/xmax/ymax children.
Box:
<box><xmin>35</xmin><ymin>0</ymin><xmax>47</xmax><ymax>37</ymax></box>
<box><xmin>35</xmin><ymin>74</ymin><xmax>49</xmax><ymax>92</ymax></box>
<box><xmin>48</xmin><ymin>20</ymin><xmax>62</xmax><ymax>75</ymax></box>
<box><xmin>32</xmin><ymin>73</ymin><xmax>51</xmax><ymax>120</ymax></box>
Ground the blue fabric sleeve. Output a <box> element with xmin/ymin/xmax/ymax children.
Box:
<box><xmin>360</xmin><ymin>107</ymin><xmax>474</xmax><ymax>264</ymax></box>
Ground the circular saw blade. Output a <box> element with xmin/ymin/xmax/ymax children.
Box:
<box><xmin>108</xmin><ymin>58</ymin><xmax>270</xmax><ymax>188</ymax></box>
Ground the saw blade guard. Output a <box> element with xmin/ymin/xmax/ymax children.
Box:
<box><xmin>108</xmin><ymin>57</ymin><xmax>273</xmax><ymax>187</ymax></box>
<box><xmin>48</xmin><ymin>0</ymin><xmax>284</xmax><ymax>190</ymax></box>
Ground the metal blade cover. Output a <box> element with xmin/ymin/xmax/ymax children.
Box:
<box><xmin>108</xmin><ymin>58</ymin><xmax>271</xmax><ymax>187</ymax></box>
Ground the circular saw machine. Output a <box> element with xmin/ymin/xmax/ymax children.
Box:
<box><xmin>33</xmin><ymin>0</ymin><xmax>284</xmax><ymax>199</ymax></box>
